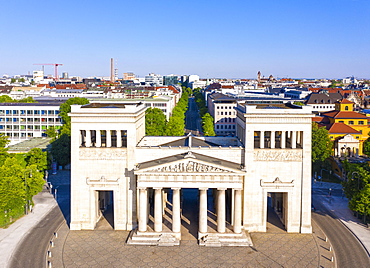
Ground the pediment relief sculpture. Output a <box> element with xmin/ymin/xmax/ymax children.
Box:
<box><xmin>145</xmin><ymin>161</ymin><xmax>232</xmax><ymax>173</ymax></box>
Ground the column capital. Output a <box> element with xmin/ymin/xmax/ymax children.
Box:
<box><xmin>138</xmin><ymin>187</ymin><xmax>147</xmax><ymax>191</ymax></box>
<box><xmin>217</xmin><ymin>188</ymin><xmax>227</xmax><ymax>191</ymax></box>
<box><xmin>171</xmin><ymin>187</ymin><xmax>181</xmax><ymax>190</ymax></box>
<box><xmin>153</xmin><ymin>187</ymin><xmax>163</xmax><ymax>190</ymax></box>
<box><xmin>199</xmin><ymin>188</ymin><xmax>208</xmax><ymax>191</ymax></box>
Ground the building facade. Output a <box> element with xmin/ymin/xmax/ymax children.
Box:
<box><xmin>69</xmin><ymin>102</ymin><xmax>313</xmax><ymax>246</ymax></box>
<box><xmin>0</xmin><ymin>102</ymin><xmax>63</xmax><ymax>145</ymax></box>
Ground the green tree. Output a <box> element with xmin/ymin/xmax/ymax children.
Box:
<box><xmin>59</xmin><ymin>97</ymin><xmax>89</xmax><ymax>135</ymax></box>
<box><xmin>25</xmin><ymin>148</ymin><xmax>48</xmax><ymax>171</ymax></box>
<box><xmin>18</xmin><ymin>97</ymin><xmax>36</xmax><ymax>103</ymax></box>
<box><xmin>312</xmin><ymin>122</ymin><xmax>333</xmax><ymax>164</ymax></box>
<box><xmin>0</xmin><ymin>95</ymin><xmax>13</xmax><ymax>103</ymax></box>
<box><xmin>202</xmin><ymin>113</ymin><xmax>215</xmax><ymax>136</ymax></box>
<box><xmin>165</xmin><ymin>116</ymin><xmax>185</xmax><ymax>136</ymax></box>
<box><xmin>349</xmin><ymin>184</ymin><xmax>370</xmax><ymax>223</ymax></box>
<box><xmin>10</xmin><ymin>78</ymin><xmax>16</xmax><ymax>83</ymax></box>
<box><xmin>0</xmin><ymin>133</ymin><xmax>9</xmax><ymax>163</ymax></box>
<box><xmin>363</xmin><ymin>137</ymin><xmax>370</xmax><ymax>156</ymax></box>
<box><xmin>50</xmin><ymin>134</ymin><xmax>71</xmax><ymax>167</ymax></box>
<box><xmin>145</xmin><ymin>108</ymin><xmax>167</xmax><ymax>136</ymax></box>
<box><xmin>18</xmin><ymin>78</ymin><xmax>25</xmax><ymax>83</ymax></box>
<box><xmin>45</xmin><ymin>126</ymin><xmax>58</xmax><ymax>140</ymax></box>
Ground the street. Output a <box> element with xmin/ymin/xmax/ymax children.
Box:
<box><xmin>185</xmin><ymin>97</ymin><xmax>202</xmax><ymax>135</ymax></box>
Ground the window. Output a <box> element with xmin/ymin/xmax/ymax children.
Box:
<box><xmin>339</xmin><ymin>121</ymin><xmax>344</xmax><ymax>123</ymax></box>
<box><xmin>330</xmin><ymin>136</ymin><xmax>333</xmax><ymax>139</ymax></box>
<box><xmin>345</xmin><ymin>106</ymin><xmax>349</xmax><ymax>111</ymax></box>
<box><xmin>358</xmin><ymin>121</ymin><xmax>364</xmax><ymax>125</ymax></box>
<box><xmin>348</xmin><ymin>121</ymin><xmax>354</xmax><ymax>125</ymax></box>
<box><xmin>356</xmin><ymin>136</ymin><xmax>359</xmax><ymax>139</ymax></box>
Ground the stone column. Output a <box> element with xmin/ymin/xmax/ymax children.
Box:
<box><xmin>271</xmin><ymin>131</ymin><xmax>275</xmax><ymax>149</ymax></box>
<box><xmin>138</xmin><ymin>188</ymin><xmax>148</xmax><ymax>232</ymax></box>
<box><xmin>85</xmin><ymin>130</ymin><xmax>91</xmax><ymax>147</ymax></box>
<box><xmin>217</xmin><ymin>188</ymin><xmax>226</xmax><ymax>233</ymax></box>
<box><xmin>117</xmin><ymin>130</ymin><xmax>122</xmax><ymax>147</ymax></box>
<box><xmin>292</xmin><ymin>131</ymin><xmax>297</xmax><ymax>149</ymax></box>
<box><xmin>281</xmin><ymin>131</ymin><xmax>286</xmax><ymax>149</ymax></box>
<box><xmin>233</xmin><ymin>189</ymin><xmax>242</xmax><ymax>234</ymax></box>
<box><xmin>172</xmin><ymin>188</ymin><xmax>181</xmax><ymax>233</ymax></box>
<box><xmin>199</xmin><ymin>188</ymin><xmax>208</xmax><ymax>233</ymax></box>
<box><xmin>96</xmin><ymin>130</ymin><xmax>101</xmax><ymax>147</ymax></box>
<box><xmin>260</xmin><ymin>131</ymin><xmax>264</xmax><ymax>149</ymax></box>
<box><xmin>106</xmin><ymin>130</ymin><xmax>112</xmax><ymax>148</ymax></box>
<box><xmin>154</xmin><ymin>188</ymin><xmax>163</xmax><ymax>232</ymax></box>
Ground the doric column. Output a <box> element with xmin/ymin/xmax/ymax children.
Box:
<box><xmin>260</xmin><ymin>131</ymin><xmax>265</xmax><ymax>149</ymax></box>
<box><xmin>138</xmin><ymin>188</ymin><xmax>148</xmax><ymax>232</ymax></box>
<box><xmin>172</xmin><ymin>188</ymin><xmax>181</xmax><ymax>233</ymax></box>
<box><xmin>217</xmin><ymin>188</ymin><xmax>226</xmax><ymax>233</ymax></box>
<box><xmin>292</xmin><ymin>131</ymin><xmax>297</xmax><ymax>149</ymax></box>
<box><xmin>199</xmin><ymin>188</ymin><xmax>208</xmax><ymax>233</ymax></box>
<box><xmin>233</xmin><ymin>189</ymin><xmax>242</xmax><ymax>234</ymax></box>
<box><xmin>106</xmin><ymin>130</ymin><xmax>112</xmax><ymax>148</ymax></box>
<box><xmin>85</xmin><ymin>130</ymin><xmax>91</xmax><ymax>147</ymax></box>
<box><xmin>281</xmin><ymin>131</ymin><xmax>286</xmax><ymax>149</ymax></box>
<box><xmin>96</xmin><ymin>130</ymin><xmax>101</xmax><ymax>147</ymax></box>
<box><xmin>271</xmin><ymin>131</ymin><xmax>275</xmax><ymax>149</ymax></box>
<box><xmin>116</xmin><ymin>130</ymin><xmax>122</xmax><ymax>147</ymax></box>
<box><xmin>154</xmin><ymin>188</ymin><xmax>163</xmax><ymax>232</ymax></box>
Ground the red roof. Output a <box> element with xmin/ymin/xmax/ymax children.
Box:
<box><xmin>339</xmin><ymin>99</ymin><xmax>353</xmax><ymax>104</ymax></box>
<box><xmin>327</xmin><ymin>123</ymin><xmax>361</xmax><ymax>134</ymax></box>
<box><xmin>321</xmin><ymin>111</ymin><xmax>368</xmax><ymax>119</ymax></box>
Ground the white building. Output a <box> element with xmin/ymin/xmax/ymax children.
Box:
<box><xmin>69</xmin><ymin>102</ymin><xmax>313</xmax><ymax>246</ymax></box>
<box><xmin>145</xmin><ymin>73</ymin><xmax>163</xmax><ymax>86</ymax></box>
<box><xmin>0</xmin><ymin>102</ymin><xmax>63</xmax><ymax>145</ymax></box>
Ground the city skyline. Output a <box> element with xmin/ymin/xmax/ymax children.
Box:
<box><xmin>1</xmin><ymin>0</ymin><xmax>369</xmax><ymax>79</ymax></box>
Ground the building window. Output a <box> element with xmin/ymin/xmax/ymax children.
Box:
<box><xmin>330</xmin><ymin>136</ymin><xmax>333</xmax><ymax>139</ymax></box>
<box><xmin>339</xmin><ymin>121</ymin><xmax>344</xmax><ymax>123</ymax></box>
<box><xmin>348</xmin><ymin>121</ymin><xmax>354</xmax><ymax>125</ymax></box>
<box><xmin>356</xmin><ymin>136</ymin><xmax>359</xmax><ymax>139</ymax></box>
<box><xmin>345</xmin><ymin>106</ymin><xmax>349</xmax><ymax>111</ymax></box>
<box><xmin>358</xmin><ymin>121</ymin><xmax>364</xmax><ymax>125</ymax></box>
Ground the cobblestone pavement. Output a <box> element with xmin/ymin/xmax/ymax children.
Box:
<box><xmin>48</xmin><ymin>171</ymin><xmax>335</xmax><ymax>267</ymax></box>
<box><xmin>60</xmin><ymin>230</ymin><xmax>323</xmax><ymax>268</ymax></box>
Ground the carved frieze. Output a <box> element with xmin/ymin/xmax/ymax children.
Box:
<box><xmin>254</xmin><ymin>149</ymin><xmax>302</xmax><ymax>162</ymax></box>
<box><xmin>79</xmin><ymin>148</ymin><xmax>127</xmax><ymax>160</ymax></box>
<box><xmin>146</xmin><ymin>161</ymin><xmax>231</xmax><ymax>173</ymax></box>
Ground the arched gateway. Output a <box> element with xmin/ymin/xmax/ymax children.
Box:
<box><xmin>69</xmin><ymin>102</ymin><xmax>313</xmax><ymax>247</ymax></box>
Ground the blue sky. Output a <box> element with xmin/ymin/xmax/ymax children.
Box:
<box><xmin>1</xmin><ymin>0</ymin><xmax>369</xmax><ymax>79</ymax></box>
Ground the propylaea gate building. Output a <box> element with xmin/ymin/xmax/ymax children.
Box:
<box><xmin>69</xmin><ymin>102</ymin><xmax>313</xmax><ymax>246</ymax></box>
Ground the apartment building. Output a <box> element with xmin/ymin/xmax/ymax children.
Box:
<box><xmin>0</xmin><ymin>101</ymin><xmax>63</xmax><ymax>145</ymax></box>
<box><xmin>207</xmin><ymin>92</ymin><xmax>237</xmax><ymax>136</ymax></box>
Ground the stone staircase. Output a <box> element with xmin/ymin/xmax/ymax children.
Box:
<box><xmin>198</xmin><ymin>231</ymin><xmax>253</xmax><ymax>247</ymax></box>
<box><xmin>127</xmin><ymin>231</ymin><xmax>180</xmax><ymax>246</ymax></box>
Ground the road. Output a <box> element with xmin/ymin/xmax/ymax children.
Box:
<box><xmin>312</xmin><ymin>194</ymin><xmax>370</xmax><ymax>267</ymax></box>
<box><xmin>9</xmin><ymin>171</ymin><xmax>71</xmax><ymax>268</ymax></box>
<box><xmin>185</xmin><ymin>97</ymin><xmax>202</xmax><ymax>135</ymax></box>
<box><xmin>9</xmin><ymin>192</ymin><xmax>65</xmax><ymax>268</ymax></box>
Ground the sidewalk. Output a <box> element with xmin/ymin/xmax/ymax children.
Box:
<box><xmin>0</xmin><ymin>185</ymin><xmax>57</xmax><ymax>268</ymax></box>
<box><xmin>313</xmin><ymin>181</ymin><xmax>370</xmax><ymax>256</ymax></box>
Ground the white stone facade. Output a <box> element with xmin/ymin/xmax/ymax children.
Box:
<box><xmin>69</xmin><ymin>102</ymin><xmax>313</xmax><ymax>245</ymax></box>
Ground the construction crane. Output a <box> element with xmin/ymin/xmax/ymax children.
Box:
<box><xmin>33</xmin><ymin>63</ymin><xmax>63</xmax><ymax>80</ymax></box>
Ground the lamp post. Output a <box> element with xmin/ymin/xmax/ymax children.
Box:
<box><xmin>351</xmin><ymin>171</ymin><xmax>360</xmax><ymax>190</ymax></box>
<box><xmin>24</xmin><ymin>170</ymin><xmax>32</xmax><ymax>215</ymax></box>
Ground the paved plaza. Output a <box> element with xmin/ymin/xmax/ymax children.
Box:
<box><xmin>48</xmin><ymin>213</ymin><xmax>335</xmax><ymax>268</ymax></box>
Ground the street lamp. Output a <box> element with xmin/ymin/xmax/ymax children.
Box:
<box><xmin>24</xmin><ymin>170</ymin><xmax>32</xmax><ymax>215</ymax></box>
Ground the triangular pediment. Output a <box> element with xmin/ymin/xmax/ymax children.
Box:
<box><xmin>135</xmin><ymin>151</ymin><xmax>243</xmax><ymax>174</ymax></box>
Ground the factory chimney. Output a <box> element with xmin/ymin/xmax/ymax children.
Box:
<box><xmin>110</xmin><ymin>58</ymin><xmax>114</xmax><ymax>82</ymax></box>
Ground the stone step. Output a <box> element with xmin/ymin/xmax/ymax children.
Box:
<box><xmin>127</xmin><ymin>230</ymin><xmax>180</xmax><ymax>246</ymax></box>
<box><xmin>198</xmin><ymin>231</ymin><xmax>253</xmax><ymax>247</ymax></box>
